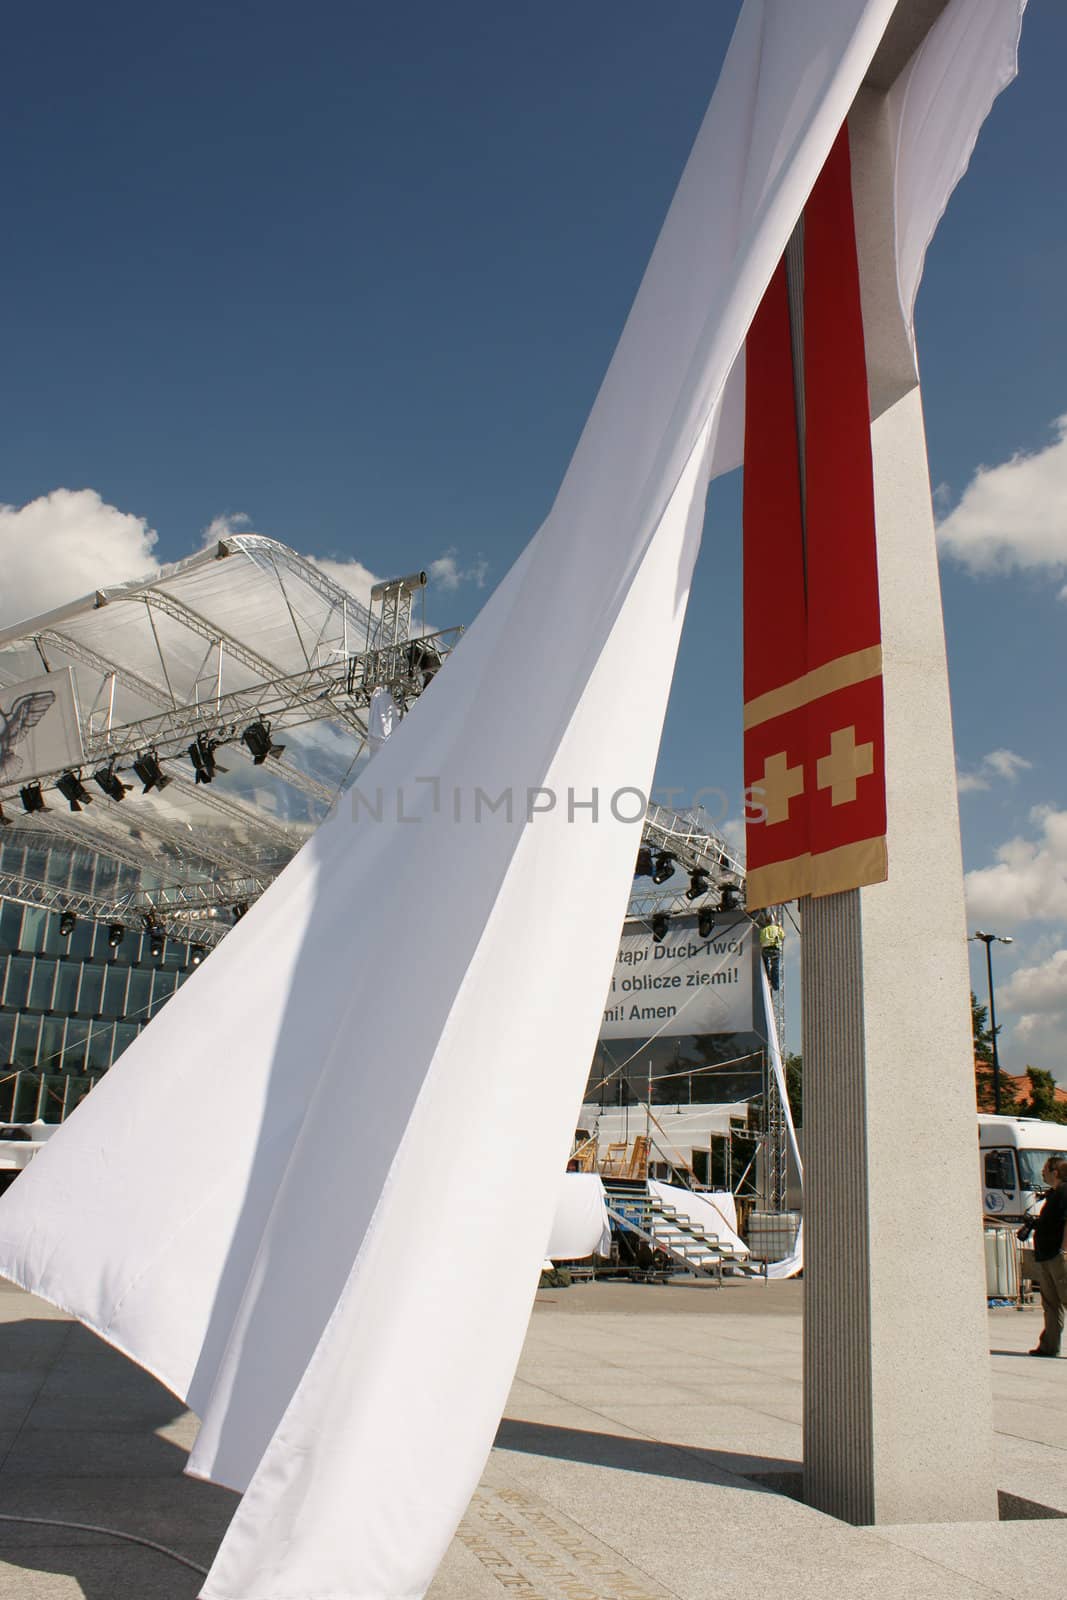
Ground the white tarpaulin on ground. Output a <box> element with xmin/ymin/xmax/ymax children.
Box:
<box><xmin>0</xmin><ymin>3</ymin><xmax>1022</xmax><ymax>1596</ymax></box>
<box><xmin>601</xmin><ymin>915</ymin><xmax>754</xmax><ymax>1038</ymax></box>
<box><xmin>649</xmin><ymin>1181</ymin><xmax>750</xmax><ymax>1259</ymax></box>
<box><xmin>0</xmin><ymin>668</ymin><xmax>82</xmax><ymax>786</ymax></box>
<box><xmin>547</xmin><ymin>1173</ymin><xmax>612</xmax><ymax>1260</ymax></box>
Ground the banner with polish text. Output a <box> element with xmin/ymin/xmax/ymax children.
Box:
<box><xmin>600</xmin><ymin>914</ymin><xmax>756</xmax><ymax>1039</ymax></box>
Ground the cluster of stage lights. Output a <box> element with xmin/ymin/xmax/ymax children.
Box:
<box><xmin>13</xmin><ymin>720</ymin><xmax>285</xmax><ymax>815</ymax></box>
<box><xmin>54</xmin><ymin>908</ymin><xmax>207</xmax><ymax>967</ymax></box>
<box><xmin>633</xmin><ymin>843</ymin><xmax>745</xmax><ymax>944</ymax></box>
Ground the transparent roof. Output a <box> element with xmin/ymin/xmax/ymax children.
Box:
<box><xmin>0</xmin><ymin>535</ymin><xmax>453</xmax><ymax>942</ymax></box>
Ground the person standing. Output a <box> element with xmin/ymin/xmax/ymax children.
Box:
<box><xmin>1030</xmin><ymin>1157</ymin><xmax>1067</xmax><ymax>1358</ymax></box>
<box><xmin>758</xmin><ymin>914</ymin><xmax>784</xmax><ymax>992</ymax></box>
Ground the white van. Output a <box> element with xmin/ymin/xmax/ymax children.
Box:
<box><xmin>979</xmin><ymin>1114</ymin><xmax>1067</xmax><ymax>1222</ymax></box>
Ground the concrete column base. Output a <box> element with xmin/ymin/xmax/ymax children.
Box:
<box><xmin>801</xmin><ymin>385</ymin><xmax>998</xmax><ymax>1528</ymax></box>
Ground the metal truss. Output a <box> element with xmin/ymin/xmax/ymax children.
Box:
<box><xmin>0</xmin><ymin>869</ymin><xmax>229</xmax><ymax>949</ymax></box>
<box><xmin>642</xmin><ymin>804</ymin><xmax>745</xmax><ymax>880</ymax></box>
<box><xmin>763</xmin><ymin>1058</ymin><xmax>790</xmax><ymax>1214</ymax></box>
<box><xmin>223</xmin><ymin>534</ymin><xmax>375</xmax><ymax>649</ymax></box>
<box><xmin>628</xmin><ymin>805</ymin><xmax>745</xmax><ymax>918</ymax></box>
<box><xmin>0</xmin><ymin>627</ymin><xmax>461</xmax><ymax>811</ymax></box>
<box><xmin>368</xmin><ymin>571</ymin><xmax>427</xmax><ymax>649</ymax></box>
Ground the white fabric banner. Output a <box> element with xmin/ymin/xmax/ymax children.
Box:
<box><xmin>366</xmin><ymin>686</ymin><xmax>400</xmax><ymax>751</ymax></box>
<box><xmin>0</xmin><ymin>3</ymin><xmax>1022</xmax><ymax>1597</ymax></box>
<box><xmin>760</xmin><ymin>964</ymin><xmax>805</xmax><ymax>1280</ymax></box>
<box><xmin>547</xmin><ymin>1173</ymin><xmax>612</xmax><ymax>1260</ymax></box>
<box><xmin>0</xmin><ymin>668</ymin><xmax>82</xmax><ymax>787</ymax></box>
<box><xmin>601</xmin><ymin>914</ymin><xmax>754</xmax><ymax>1039</ymax></box>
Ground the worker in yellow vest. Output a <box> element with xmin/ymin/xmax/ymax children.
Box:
<box><xmin>759</xmin><ymin>913</ymin><xmax>784</xmax><ymax>992</ymax></box>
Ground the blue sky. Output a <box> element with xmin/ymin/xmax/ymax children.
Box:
<box><xmin>3</xmin><ymin>2</ymin><xmax>1066</xmax><ymax>1073</ymax></box>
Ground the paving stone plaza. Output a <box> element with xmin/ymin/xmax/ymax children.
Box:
<box><xmin>1</xmin><ymin>1275</ymin><xmax>1063</xmax><ymax>1599</ymax></box>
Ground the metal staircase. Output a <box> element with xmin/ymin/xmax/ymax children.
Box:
<box><xmin>603</xmin><ymin>1182</ymin><xmax>766</xmax><ymax>1283</ymax></box>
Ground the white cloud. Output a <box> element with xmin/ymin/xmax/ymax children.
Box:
<box><xmin>965</xmin><ymin>807</ymin><xmax>1067</xmax><ymax>925</ymax></box>
<box><xmin>999</xmin><ymin>950</ymin><xmax>1067</xmax><ymax>1079</ymax></box>
<box><xmin>937</xmin><ymin>415</ymin><xmax>1067</xmax><ymax>577</ymax></box>
<box><xmin>1002</xmin><ymin>949</ymin><xmax>1067</xmax><ymax>1018</ymax></box>
<box><xmin>985</xmin><ymin>749</ymin><xmax>1032</xmax><ymax>782</ymax></box>
<box><xmin>0</xmin><ymin>488</ymin><xmax>388</xmax><ymax>637</ymax></box>
<box><xmin>198</xmin><ymin>511</ymin><xmax>382</xmax><ymax>609</ymax></box>
<box><xmin>428</xmin><ymin>548</ymin><xmax>488</xmax><ymax>592</ymax></box>
<box><xmin>0</xmin><ymin>488</ymin><xmax>160</xmax><ymax>628</ymax></box>
<box><xmin>957</xmin><ymin>748</ymin><xmax>1032</xmax><ymax>794</ymax></box>
<box><xmin>720</xmin><ymin>815</ymin><xmax>747</xmax><ymax>865</ymax></box>
<box><xmin>200</xmin><ymin>511</ymin><xmax>251</xmax><ymax>548</ymax></box>
<box><xmin>307</xmin><ymin>556</ymin><xmax>381</xmax><ymax>612</ymax></box>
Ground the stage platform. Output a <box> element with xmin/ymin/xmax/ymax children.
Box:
<box><xmin>0</xmin><ymin>1276</ymin><xmax>1063</xmax><ymax>1598</ymax></box>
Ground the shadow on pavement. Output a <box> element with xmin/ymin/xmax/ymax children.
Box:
<box><xmin>495</xmin><ymin>1415</ymin><xmax>798</xmax><ymax>1490</ymax></box>
<box><xmin>0</xmin><ymin>1316</ymin><xmax>237</xmax><ymax>1600</ymax></box>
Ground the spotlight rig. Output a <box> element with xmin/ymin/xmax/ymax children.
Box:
<box><xmin>56</xmin><ymin>772</ymin><xmax>94</xmax><ymax>812</ymax></box>
<box><xmin>651</xmin><ymin>852</ymin><xmax>675</xmax><ymax>885</ymax></box>
<box><xmin>107</xmin><ymin>923</ymin><xmax>126</xmax><ymax>951</ymax></box>
<box><xmin>20</xmin><ymin>783</ymin><xmax>46</xmax><ymax>814</ymax></box>
<box><xmin>241</xmin><ymin>721</ymin><xmax>285</xmax><ymax>765</ymax></box>
<box><xmin>651</xmin><ymin>912</ymin><xmax>670</xmax><ymax>944</ymax></box>
<box><xmin>686</xmin><ymin>869</ymin><xmax>710</xmax><ymax>901</ymax></box>
<box><xmin>720</xmin><ymin>882</ymin><xmax>745</xmax><ymax>913</ymax></box>
<box><xmin>188</xmin><ymin>736</ymin><xmax>226</xmax><ymax>786</ymax></box>
<box><xmin>59</xmin><ymin>911</ymin><xmax>77</xmax><ymax>938</ymax></box>
<box><xmin>132</xmin><ymin>751</ymin><xmax>171</xmax><ymax>793</ymax></box>
<box><xmin>93</xmin><ymin>766</ymin><xmax>132</xmax><ymax>802</ymax></box>
<box><xmin>634</xmin><ymin>847</ymin><xmax>654</xmax><ymax>878</ymax></box>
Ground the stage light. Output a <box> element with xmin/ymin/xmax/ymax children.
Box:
<box><xmin>652</xmin><ymin>852</ymin><xmax>675</xmax><ymax>885</ymax></box>
<box><xmin>405</xmin><ymin>639</ymin><xmax>442</xmax><ymax>687</ymax></box>
<box><xmin>232</xmin><ymin>902</ymin><xmax>249</xmax><ymax>921</ymax></box>
<box><xmin>0</xmin><ymin>802</ymin><xmax>10</xmax><ymax>827</ymax></box>
<box><xmin>188</xmin><ymin>736</ymin><xmax>226</xmax><ymax>785</ymax></box>
<box><xmin>59</xmin><ymin>911</ymin><xmax>77</xmax><ymax>938</ymax></box>
<box><xmin>686</xmin><ymin>869</ymin><xmax>710</xmax><ymax>901</ymax></box>
<box><xmin>132</xmin><ymin>751</ymin><xmax>171</xmax><ymax>793</ymax></box>
<box><xmin>93</xmin><ymin>766</ymin><xmax>131</xmax><ymax>802</ymax></box>
<box><xmin>191</xmin><ymin>945</ymin><xmax>205</xmax><ymax>966</ymax></box>
<box><xmin>149</xmin><ymin>928</ymin><xmax>165</xmax><ymax>958</ymax></box>
<box><xmin>651</xmin><ymin>912</ymin><xmax>670</xmax><ymax>944</ymax></box>
<box><xmin>698</xmin><ymin>908</ymin><xmax>715</xmax><ymax>939</ymax></box>
<box><xmin>634</xmin><ymin>847</ymin><xmax>654</xmax><ymax>878</ymax></box>
<box><xmin>20</xmin><ymin>783</ymin><xmax>46</xmax><ymax>814</ymax></box>
<box><xmin>241</xmin><ymin>721</ymin><xmax>286</xmax><ymax>764</ymax></box>
<box><xmin>108</xmin><ymin>923</ymin><xmax>125</xmax><ymax>950</ymax></box>
<box><xmin>720</xmin><ymin>882</ymin><xmax>744</xmax><ymax>913</ymax></box>
<box><xmin>56</xmin><ymin>772</ymin><xmax>94</xmax><ymax>812</ymax></box>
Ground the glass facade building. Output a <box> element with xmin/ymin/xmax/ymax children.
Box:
<box><xmin>0</xmin><ymin>832</ymin><xmax>202</xmax><ymax>1123</ymax></box>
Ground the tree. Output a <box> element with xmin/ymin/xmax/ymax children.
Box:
<box><xmin>971</xmin><ymin>992</ymin><xmax>994</xmax><ymax>1064</ymax></box>
<box><xmin>1020</xmin><ymin>1067</ymin><xmax>1067</xmax><ymax>1126</ymax></box>
<box><xmin>971</xmin><ymin>990</ymin><xmax>1019</xmax><ymax>1113</ymax></box>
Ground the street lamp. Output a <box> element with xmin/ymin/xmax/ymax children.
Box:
<box><xmin>972</xmin><ymin>930</ymin><xmax>1014</xmax><ymax>1116</ymax></box>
